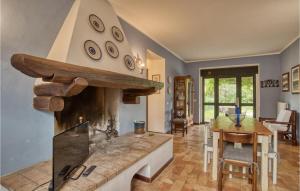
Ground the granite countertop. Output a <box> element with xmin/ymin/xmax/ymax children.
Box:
<box><xmin>0</xmin><ymin>133</ymin><xmax>172</xmax><ymax>191</ymax></box>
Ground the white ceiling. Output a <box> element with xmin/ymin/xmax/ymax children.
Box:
<box><xmin>109</xmin><ymin>0</ymin><xmax>299</xmax><ymax>62</ymax></box>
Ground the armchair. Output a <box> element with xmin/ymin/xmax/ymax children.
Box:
<box><xmin>259</xmin><ymin>109</ymin><xmax>297</xmax><ymax>145</ymax></box>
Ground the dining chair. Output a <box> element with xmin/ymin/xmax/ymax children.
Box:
<box><xmin>224</xmin><ymin>106</ymin><xmax>247</xmax><ymax>179</ymax></box>
<box><xmin>240</xmin><ymin>121</ymin><xmax>279</xmax><ymax>184</ymax></box>
<box><xmin>171</xmin><ymin>109</ymin><xmax>188</xmax><ymax>137</ymax></box>
<box><xmin>256</xmin><ymin>128</ymin><xmax>278</xmax><ymax>184</ymax></box>
<box><xmin>218</xmin><ymin>130</ymin><xmax>258</xmax><ymax>191</ymax></box>
<box><xmin>203</xmin><ymin>121</ymin><xmax>213</xmax><ymax>172</ymax></box>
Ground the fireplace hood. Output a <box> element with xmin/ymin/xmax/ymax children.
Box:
<box><xmin>10</xmin><ymin>0</ymin><xmax>163</xmax><ymax>112</ymax></box>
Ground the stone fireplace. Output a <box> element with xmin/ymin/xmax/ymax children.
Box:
<box><xmin>10</xmin><ymin>0</ymin><xmax>163</xmax><ymax>136</ymax></box>
<box><xmin>2</xmin><ymin>1</ymin><xmax>169</xmax><ymax>190</ymax></box>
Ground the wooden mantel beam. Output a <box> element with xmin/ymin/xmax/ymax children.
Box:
<box><xmin>11</xmin><ymin>54</ymin><xmax>164</xmax><ymax>110</ymax></box>
<box><xmin>11</xmin><ymin>54</ymin><xmax>163</xmax><ymax>90</ymax></box>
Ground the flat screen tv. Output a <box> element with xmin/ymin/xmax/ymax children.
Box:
<box><xmin>52</xmin><ymin>121</ymin><xmax>89</xmax><ymax>190</ymax></box>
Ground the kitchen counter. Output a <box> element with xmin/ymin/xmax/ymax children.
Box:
<box><xmin>1</xmin><ymin>133</ymin><xmax>173</xmax><ymax>191</ymax></box>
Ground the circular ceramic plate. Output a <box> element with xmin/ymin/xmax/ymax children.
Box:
<box><xmin>89</xmin><ymin>14</ymin><xmax>105</xmax><ymax>33</ymax></box>
<box><xmin>105</xmin><ymin>41</ymin><xmax>119</xmax><ymax>58</ymax></box>
<box><xmin>124</xmin><ymin>55</ymin><xmax>135</xmax><ymax>71</ymax></box>
<box><xmin>84</xmin><ymin>40</ymin><xmax>102</xmax><ymax>60</ymax></box>
<box><xmin>111</xmin><ymin>26</ymin><xmax>124</xmax><ymax>42</ymax></box>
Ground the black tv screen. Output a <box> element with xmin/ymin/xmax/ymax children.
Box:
<box><xmin>52</xmin><ymin>121</ymin><xmax>89</xmax><ymax>190</ymax></box>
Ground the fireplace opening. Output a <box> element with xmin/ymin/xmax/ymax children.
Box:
<box><xmin>54</xmin><ymin>86</ymin><xmax>120</xmax><ymax>135</ymax></box>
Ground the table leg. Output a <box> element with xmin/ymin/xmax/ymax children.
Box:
<box><xmin>229</xmin><ymin>165</ymin><xmax>233</xmax><ymax>179</ymax></box>
<box><xmin>212</xmin><ymin>132</ymin><xmax>219</xmax><ymax>180</ymax></box>
<box><xmin>261</xmin><ymin>136</ymin><xmax>269</xmax><ymax>191</ymax></box>
<box><xmin>204</xmin><ymin>125</ymin><xmax>208</xmax><ymax>172</ymax></box>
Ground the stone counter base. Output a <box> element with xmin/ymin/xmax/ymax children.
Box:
<box><xmin>1</xmin><ymin>133</ymin><xmax>173</xmax><ymax>191</ymax></box>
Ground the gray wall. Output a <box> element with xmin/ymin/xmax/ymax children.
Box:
<box><xmin>279</xmin><ymin>39</ymin><xmax>300</xmax><ymax>139</ymax></box>
<box><xmin>1</xmin><ymin>0</ymin><xmax>185</xmax><ymax>175</ymax></box>
<box><xmin>1</xmin><ymin>0</ymin><xmax>74</xmax><ymax>176</ymax></box>
<box><xmin>186</xmin><ymin>55</ymin><xmax>282</xmax><ymax>123</ymax></box>
<box><xmin>118</xmin><ymin>18</ymin><xmax>186</xmax><ymax>134</ymax></box>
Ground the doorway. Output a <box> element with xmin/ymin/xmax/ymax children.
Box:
<box><xmin>146</xmin><ymin>50</ymin><xmax>166</xmax><ymax>133</ymax></box>
<box><xmin>201</xmin><ymin>66</ymin><xmax>258</xmax><ymax>123</ymax></box>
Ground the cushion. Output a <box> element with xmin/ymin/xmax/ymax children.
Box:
<box><xmin>172</xmin><ymin>118</ymin><xmax>187</xmax><ymax>123</ymax></box>
<box><xmin>276</xmin><ymin>110</ymin><xmax>292</xmax><ymax>123</ymax></box>
<box><xmin>264</xmin><ymin>121</ymin><xmax>288</xmax><ymax>131</ymax></box>
<box><xmin>223</xmin><ymin>143</ymin><xmax>253</xmax><ymax>163</ymax></box>
<box><xmin>244</xmin><ymin>143</ymin><xmax>274</xmax><ymax>153</ymax></box>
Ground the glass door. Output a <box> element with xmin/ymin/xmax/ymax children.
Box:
<box><xmin>203</xmin><ymin>78</ymin><xmax>215</xmax><ymax>122</ymax></box>
<box><xmin>241</xmin><ymin>76</ymin><xmax>255</xmax><ymax>117</ymax></box>
<box><xmin>202</xmin><ymin>75</ymin><xmax>256</xmax><ymax>122</ymax></box>
<box><xmin>218</xmin><ymin>77</ymin><xmax>237</xmax><ymax>116</ymax></box>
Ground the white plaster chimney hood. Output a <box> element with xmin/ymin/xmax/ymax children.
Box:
<box><xmin>10</xmin><ymin>0</ymin><xmax>163</xmax><ymax>112</ymax></box>
<box><xmin>47</xmin><ymin>0</ymin><xmax>142</xmax><ymax>78</ymax></box>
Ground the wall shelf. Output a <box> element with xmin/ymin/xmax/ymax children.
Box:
<box><xmin>11</xmin><ymin>54</ymin><xmax>164</xmax><ymax>111</ymax></box>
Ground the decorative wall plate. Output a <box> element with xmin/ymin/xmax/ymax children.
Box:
<box><xmin>89</xmin><ymin>14</ymin><xmax>105</xmax><ymax>33</ymax></box>
<box><xmin>84</xmin><ymin>40</ymin><xmax>102</xmax><ymax>60</ymax></box>
<box><xmin>105</xmin><ymin>41</ymin><xmax>119</xmax><ymax>58</ymax></box>
<box><xmin>111</xmin><ymin>26</ymin><xmax>124</xmax><ymax>42</ymax></box>
<box><xmin>124</xmin><ymin>55</ymin><xmax>135</xmax><ymax>71</ymax></box>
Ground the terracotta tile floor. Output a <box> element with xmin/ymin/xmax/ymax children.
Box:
<box><xmin>132</xmin><ymin>125</ymin><xmax>300</xmax><ymax>191</ymax></box>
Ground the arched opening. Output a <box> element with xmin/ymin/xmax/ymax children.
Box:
<box><xmin>131</xmin><ymin>164</ymin><xmax>151</xmax><ymax>190</ymax></box>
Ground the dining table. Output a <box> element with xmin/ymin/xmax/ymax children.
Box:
<box><xmin>211</xmin><ymin>116</ymin><xmax>272</xmax><ymax>191</ymax></box>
